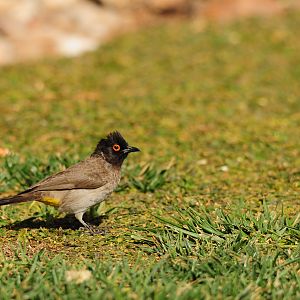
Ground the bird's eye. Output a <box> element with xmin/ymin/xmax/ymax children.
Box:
<box><xmin>113</xmin><ymin>144</ymin><xmax>121</xmax><ymax>152</ymax></box>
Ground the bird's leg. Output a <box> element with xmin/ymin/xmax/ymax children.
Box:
<box><xmin>75</xmin><ymin>211</ymin><xmax>90</xmax><ymax>228</ymax></box>
<box><xmin>75</xmin><ymin>212</ymin><xmax>105</xmax><ymax>235</ymax></box>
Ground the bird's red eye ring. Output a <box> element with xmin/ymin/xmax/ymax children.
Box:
<box><xmin>113</xmin><ymin>144</ymin><xmax>121</xmax><ymax>152</ymax></box>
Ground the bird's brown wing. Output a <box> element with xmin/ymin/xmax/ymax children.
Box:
<box><xmin>19</xmin><ymin>157</ymin><xmax>110</xmax><ymax>194</ymax></box>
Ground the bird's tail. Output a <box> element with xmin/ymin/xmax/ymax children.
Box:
<box><xmin>0</xmin><ymin>194</ymin><xmax>35</xmax><ymax>206</ymax></box>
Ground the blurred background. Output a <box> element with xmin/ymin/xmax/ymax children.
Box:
<box><xmin>0</xmin><ymin>0</ymin><xmax>299</xmax><ymax>209</ymax></box>
<box><xmin>0</xmin><ymin>0</ymin><xmax>299</xmax><ymax>65</ymax></box>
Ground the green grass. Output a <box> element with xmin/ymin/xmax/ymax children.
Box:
<box><xmin>1</xmin><ymin>12</ymin><xmax>300</xmax><ymax>299</ymax></box>
<box><xmin>1</xmin><ymin>205</ymin><xmax>299</xmax><ymax>299</ymax></box>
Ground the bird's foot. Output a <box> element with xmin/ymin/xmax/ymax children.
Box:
<box><xmin>80</xmin><ymin>224</ymin><xmax>107</xmax><ymax>235</ymax></box>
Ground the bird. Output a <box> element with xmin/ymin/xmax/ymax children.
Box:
<box><xmin>0</xmin><ymin>131</ymin><xmax>140</xmax><ymax>232</ymax></box>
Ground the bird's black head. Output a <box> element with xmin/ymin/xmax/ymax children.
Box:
<box><xmin>92</xmin><ymin>131</ymin><xmax>140</xmax><ymax>166</ymax></box>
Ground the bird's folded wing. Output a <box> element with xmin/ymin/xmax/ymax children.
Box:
<box><xmin>19</xmin><ymin>158</ymin><xmax>108</xmax><ymax>193</ymax></box>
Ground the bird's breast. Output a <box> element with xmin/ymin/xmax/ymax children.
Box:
<box><xmin>58</xmin><ymin>175</ymin><xmax>121</xmax><ymax>214</ymax></box>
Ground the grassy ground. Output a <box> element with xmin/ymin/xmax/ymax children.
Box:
<box><xmin>0</xmin><ymin>12</ymin><xmax>300</xmax><ymax>299</ymax></box>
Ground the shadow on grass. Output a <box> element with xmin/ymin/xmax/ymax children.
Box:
<box><xmin>2</xmin><ymin>215</ymin><xmax>107</xmax><ymax>231</ymax></box>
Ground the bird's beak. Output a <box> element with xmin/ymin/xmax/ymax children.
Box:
<box><xmin>123</xmin><ymin>146</ymin><xmax>140</xmax><ymax>153</ymax></box>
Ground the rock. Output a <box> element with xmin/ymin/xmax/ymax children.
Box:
<box><xmin>0</xmin><ymin>39</ymin><xmax>16</xmax><ymax>64</ymax></box>
<box><xmin>146</xmin><ymin>0</ymin><xmax>191</xmax><ymax>15</ymax></box>
<box><xmin>41</xmin><ymin>0</ymin><xmax>80</xmax><ymax>9</ymax></box>
<box><xmin>201</xmin><ymin>0</ymin><xmax>284</xmax><ymax>23</ymax></box>
<box><xmin>0</xmin><ymin>0</ymin><xmax>128</xmax><ymax>64</ymax></box>
<box><xmin>100</xmin><ymin>0</ymin><xmax>143</xmax><ymax>10</ymax></box>
<box><xmin>65</xmin><ymin>270</ymin><xmax>92</xmax><ymax>284</ymax></box>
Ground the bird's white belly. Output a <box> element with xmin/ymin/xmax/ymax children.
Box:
<box><xmin>73</xmin><ymin>188</ymin><xmax>110</xmax><ymax>206</ymax></box>
<box><xmin>57</xmin><ymin>182</ymin><xmax>118</xmax><ymax>214</ymax></box>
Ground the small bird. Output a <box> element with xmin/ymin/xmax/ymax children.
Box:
<box><xmin>0</xmin><ymin>131</ymin><xmax>140</xmax><ymax>231</ymax></box>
